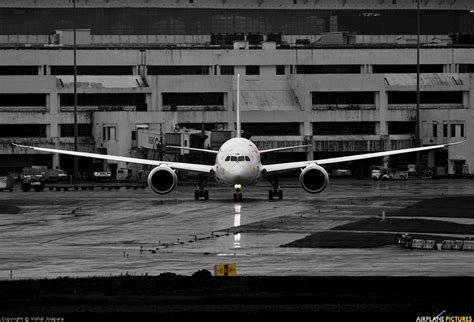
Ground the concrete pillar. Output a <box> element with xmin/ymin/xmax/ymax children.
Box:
<box><xmin>146</xmin><ymin>93</ymin><xmax>152</xmax><ymax>111</ymax></box>
<box><xmin>463</xmin><ymin>91</ymin><xmax>469</xmax><ymax>108</ymax></box>
<box><xmin>49</xmin><ymin>122</ymin><xmax>59</xmax><ymax>137</ymax></box>
<box><xmin>361</xmin><ymin>64</ymin><xmax>372</xmax><ymax>74</ymax></box>
<box><xmin>52</xmin><ymin>154</ymin><xmax>60</xmax><ymax>169</ymax></box>
<box><xmin>303</xmin><ymin>121</ymin><xmax>313</xmax><ymax>160</ymax></box>
<box><xmin>44</xmin><ymin>65</ymin><xmax>50</xmax><ymax>75</ymax></box>
<box><xmin>378</xmin><ymin>90</ymin><xmax>388</xmax><ymax>136</ymax></box>
<box><xmin>48</xmin><ymin>92</ymin><xmax>60</xmax><ymax>151</ymax></box>
<box><xmin>234</xmin><ymin>66</ymin><xmax>246</xmax><ymax>76</ymax></box>
<box><xmin>260</xmin><ymin>66</ymin><xmax>275</xmax><ymax>77</ymax></box>
<box><xmin>427</xmin><ymin>151</ymin><xmax>435</xmax><ymax>168</ymax></box>
<box><xmin>49</xmin><ymin>92</ymin><xmax>58</xmax><ymax>114</ymax></box>
<box><xmin>447</xmin><ymin>159</ymin><xmax>455</xmax><ymax>175</ymax></box>
<box><xmin>153</xmin><ymin>78</ymin><xmax>159</xmax><ymax>112</ymax></box>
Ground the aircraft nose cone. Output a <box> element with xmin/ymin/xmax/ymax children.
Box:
<box><xmin>227</xmin><ymin>165</ymin><xmax>248</xmax><ymax>184</ymax></box>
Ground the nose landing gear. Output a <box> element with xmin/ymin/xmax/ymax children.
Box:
<box><xmin>268</xmin><ymin>176</ymin><xmax>283</xmax><ymax>200</ymax></box>
<box><xmin>233</xmin><ymin>184</ymin><xmax>243</xmax><ymax>202</ymax></box>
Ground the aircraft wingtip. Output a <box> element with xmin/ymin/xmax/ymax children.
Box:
<box><xmin>11</xmin><ymin>142</ymin><xmax>27</xmax><ymax>148</ymax></box>
<box><xmin>447</xmin><ymin>140</ymin><xmax>466</xmax><ymax>146</ymax></box>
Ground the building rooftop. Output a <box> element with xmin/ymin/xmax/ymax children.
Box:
<box><xmin>0</xmin><ymin>0</ymin><xmax>473</xmax><ymax>10</ymax></box>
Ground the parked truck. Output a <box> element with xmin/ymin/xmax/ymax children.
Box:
<box><xmin>44</xmin><ymin>168</ymin><xmax>68</xmax><ymax>182</ymax></box>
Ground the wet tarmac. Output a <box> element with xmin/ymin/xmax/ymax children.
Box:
<box><xmin>1</xmin><ymin>178</ymin><xmax>474</xmax><ymax>279</ymax></box>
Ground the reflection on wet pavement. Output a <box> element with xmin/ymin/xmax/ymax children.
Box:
<box><xmin>0</xmin><ymin>178</ymin><xmax>473</xmax><ymax>279</ymax></box>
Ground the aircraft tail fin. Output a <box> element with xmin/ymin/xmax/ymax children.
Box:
<box><xmin>236</xmin><ymin>73</ymin><xmax>241</xmax><ymax>138</ymax></box>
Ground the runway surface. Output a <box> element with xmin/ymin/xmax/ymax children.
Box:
<box><xmin>1</xmin><ymin>178</ymin><xmax>474</xmax><ymax>279</ymax></box>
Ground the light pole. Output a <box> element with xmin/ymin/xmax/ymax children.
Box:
<box><xmin>415</xmin><ymin>0</ymin><xmax>421</xmax><ymax>166</ymax></box>
<box><xmin>73</xmin><ymin>0</ymin><xmax>79</xmax><ymax>180</ymax></box>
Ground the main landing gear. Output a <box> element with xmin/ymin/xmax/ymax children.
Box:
<box><xmin>233</xmin><ymin>184</ymin><xmax>243</xmax><ymax>202</ymax></box>
<box><xmin>194</xmin><ymin>175</ymin><xmax>209</xmax><ymax>200</ymax></box>
<box><xmin>268</xmin><ymin>176</ymin><xmax>283</xmax><ymax>200</ymax></box>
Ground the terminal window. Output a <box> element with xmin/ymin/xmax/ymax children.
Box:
<box><xmin>312</xmin><ymin>92</ymin><xmax>375</xmax><ymax>105</ymax></box>
<box><xmin>242</xmin><ymin>123</ymin><xmax>300</xmax><ymax>136</ymax></box>
<box><xmin>60</xmin><ymin>94</ymin><xmax>146</xmax><ymax>107</ymax></box>
<box><xmin>177</xmin><ymin>123</ymin><xmax>227</xmax><ymax>131</ymax></box>
<box><xmin>245</xmin><ymin>66</ymin><xmax>260</xmax><ymax>76</ymax></box>
<box><xmin>162</xmin><ymin>93</ymin><xmax>224</xmax><ymax>106</ymax></box>
<box><xmin>432</xmin><ymin>122</ymin><xmax>438</xmax><ymax>138</ymax></box>
<box><xmin>0</xmin><ymin>94</ymin><xmax>46</xmax><ymax>107</ymax></box>
<box><xmin>297</xmin><ymin>65</ymin><xmax>360</xmax><ymax>74</ymax></box>
<box><xmin>60</xmin><ymin>124</ymin><xmax>93</xmax><ymax>137</ymax></box>
<box><xmin>0</xmin><ymin>8</ymin><xmax>466</xmax><ymax>36</ymax></box>
<box><xmin>0</xmin><ymin>124</ymin><xmax>47</xmax><ymax>137</ymax></box>
<box><xmin>459</xmin><ymin>64</ymin><xmax>474</xmax><ymax>73</ymax></box>
<box><xmin>147</xmin><ymin>66</ymin><xmax>210</xmax><ymax>75</ymax></box>
<box><xmin>313</xmin><ymin>122</ymin><xmax>376</xmax><ymax>135</ymax></box>
<box><xmin>0</xmin><ymin>66</ymin><xmax>38</xmax><ymax>75</ymax></box>
<box><xmin>220</xmin><ymin>66</ymin><xmax>235</xmax><ymax>75</ymax></box>
<box><xmin>451</xmin><ymin>124</ymin><xmax>465</xmax><ymax>138</ymax></box>
<box><xmin>51</xmin><ymin>66</ymin><xmax>134</xmax><ymax>75</ymax></box>
<box><xmin>387</xmin><ymin>122</ymin><xmax>415</xmax><ymax>135</ymax></box>
<box><xmin>372</xmin><ymin>65</ymin><xmax>443</xmax><ymax>73</ymax></box>
<box><xmin>276</xmin><ymin>65</ymin><xmax>286</xmax><ymax>75</ymax></box>
<box><xmin>103</xmin><ymin>126</ymin><xmax>117</xmax><ymax>141</ymax></box>
<box><xmin>387</xmin><ymin>91</ymin><xmax>463</xmax><ymax>105</ymax></box>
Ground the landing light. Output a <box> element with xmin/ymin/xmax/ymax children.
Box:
<box><xmin>234</xmin><ymin>184</ymin><xmax>242</xmax><ymax>190</ymax></box>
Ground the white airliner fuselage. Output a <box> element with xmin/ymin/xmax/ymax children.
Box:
<box><xmin>215</xmin><ymin>137</ymin><xmax>262</xmax><ymax>186</ymax></box>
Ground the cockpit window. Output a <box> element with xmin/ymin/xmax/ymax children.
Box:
<box><xmin>226</xmin><ymin>155</ymin><xmax>251</xmax><ymax>162</ymax></box>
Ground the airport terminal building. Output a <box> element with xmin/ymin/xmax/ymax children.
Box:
<box><xmin>0</xmin><ymin>0</ymin><xmax>473</xmax><ymax>177</ymax></box>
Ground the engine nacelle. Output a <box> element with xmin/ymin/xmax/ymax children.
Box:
<box><xmin>147</xmin><ymin>165</ymin><xmax>177</xmax><ymax>194</ymax></box>
<box><xmin>299</xmin><ymin>164</ymin><xmax>329</xmax><ymax>194</ymax></box>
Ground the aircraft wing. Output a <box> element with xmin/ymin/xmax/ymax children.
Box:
<box><xmin>259</xmin><ymin>144</ymin><xmax>311</xmax><ymax>154</ymax></box>
<box><xmin>167</xmin><ymin>146</ymin><xmax>219</xmax><ymax>154</ymax></box>
<box><xmin>262</xmin><ymin>141</ymin><xmax>465</xmax><ymax>175</ymax></box>
<box><xmin>12</xmin><ymin>144</ymin><xmax>215</xmax><ymax>174</ymax></box>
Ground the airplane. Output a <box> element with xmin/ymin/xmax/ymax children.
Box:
<box><xmin>13</xmin><ymin>75</ymin><xmax>465</xmax><ymax>201</ymax></box>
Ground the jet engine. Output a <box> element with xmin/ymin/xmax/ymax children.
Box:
<box><xmin>299</xmin><ymin>164</ymin><xmax>329</xmax><ymax>194</ymax></box>
<box><xmin>147</xmin><ymin>165</ymin><xmax>177</xmax><ymax>194</ymax></box>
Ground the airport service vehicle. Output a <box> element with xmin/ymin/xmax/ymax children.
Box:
<box><xmin>93</xmin><ymin>171</ymin><xmax>112</xmax><ymax>182</ymax></box>
<box><xmin>13</xmin><ymin>75</ymin><xmax>465</xmax><ymax>201</ymax></box>
<box><xmin>371</xmin><ymin>168</ymin><xmax>384</xmax><ymax>180</ymax></box>
<box><xmin>46</xmin><ymin>168</ymin><xmax>68</xmax><ymax>182</ymax></box>
<box><xmin>331</xmin><ymin>169</ymin><xmax>351</xmax><ymax>177</ymax></box>
<box><xmin>20</xmin><ymin>167</ymin><xmax>45</xmax><ymax>192</ymax></box>
<box><xmin>371</xmin><ymin>166</ymin><xmax>409</xmax><ymax>181</ymax></box>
